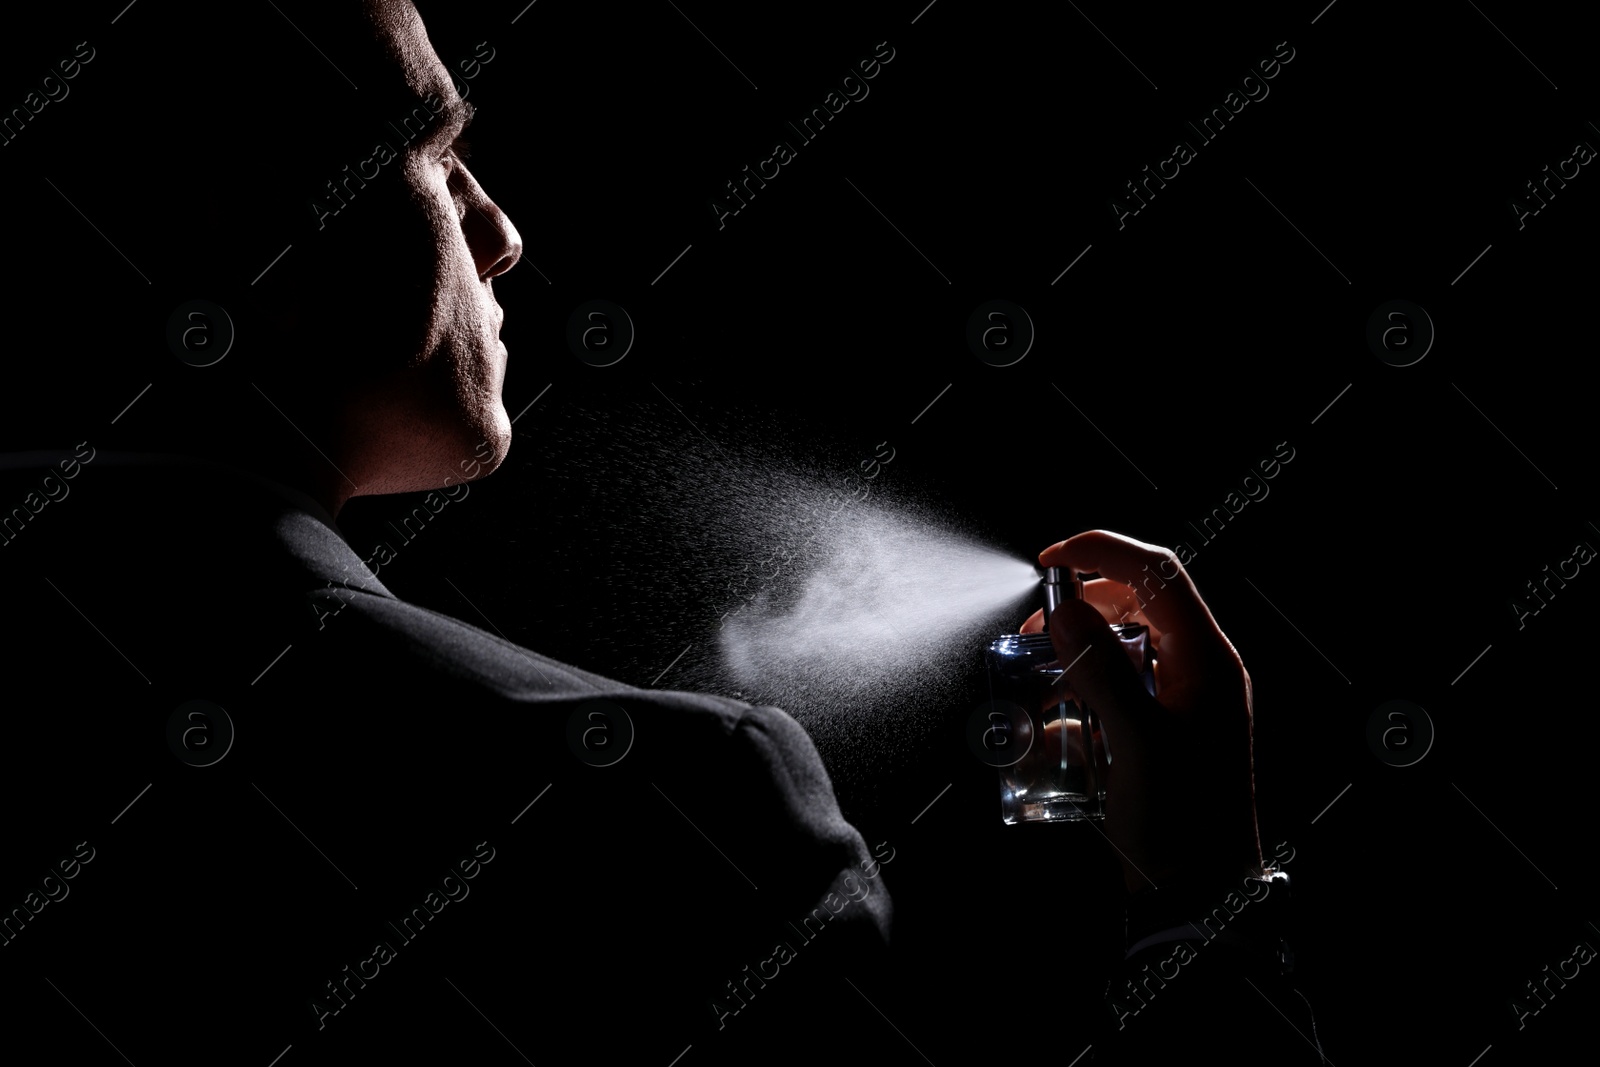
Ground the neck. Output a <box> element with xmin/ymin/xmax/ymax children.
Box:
<box><xmin>239</xmin><ymin>449</ymin><xmax>356</xmax><ymax>520</ymax></box>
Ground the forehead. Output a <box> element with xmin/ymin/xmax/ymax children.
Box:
<box><xmin>358</xmin><ymin>1</ymin><xmax>458</xmax><ymax>115</ymax></box>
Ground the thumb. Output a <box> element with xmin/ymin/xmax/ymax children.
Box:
<box><xmin>1046</xmin><ymin>598</ymin><xmax>1152</xmax><ymax>735</ymax></box>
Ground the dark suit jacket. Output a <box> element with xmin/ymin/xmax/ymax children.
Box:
<box><xmin>2</xmin><ymin>450</ymin><xmax>1337</xmax><ymax>1065</ymax></box>
<box><xmin>0</xmin><ymin>452</ymin><xmax>896</xmax><ymax>1064</ymax></box>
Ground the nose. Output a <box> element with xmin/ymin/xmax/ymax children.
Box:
<box><xmin>480</xmin><ymin>203</ymin><xmax>522</xmax><ymax>280</ymax></box>
<box><xmin>462</xmin><ymin>177</ymin><xmax>522</xmax><ymax>280</ymax></box>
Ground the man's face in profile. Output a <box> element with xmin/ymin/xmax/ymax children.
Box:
<box><xmin>331</xmin><ymin>0</ymin><xmax>523</xmax><ymax>501</ymax></box>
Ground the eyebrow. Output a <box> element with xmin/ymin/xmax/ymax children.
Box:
<box><xmin>400</xmin><ymin>95</ymin><xmax>475</xmax><ymax>150</ymax></box>
<box><xmin>426</xmin><ymin>97</ymin><xmax>475</xmax><ymax>146</ymax></box>
<box><xmin>435</xmin><ymin>97</ymin><xmax>476</xmax><ymax>137</ymax></box>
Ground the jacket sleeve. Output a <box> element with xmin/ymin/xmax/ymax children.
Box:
<box><xmin>682</xmin><ymin>702</ymin><xmax>898</xmax><ymax>1063</ymax></box>
<box><xmin>1096</xmin><ymin>869</ymin><xmax>1330</xmax><ymax>1063</ymax></box>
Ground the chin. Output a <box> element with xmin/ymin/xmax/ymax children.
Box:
<box><xmin>339</xmin><ymin>361</ymin><xmax>515</xmax><ymax>495</ymax></box>
<box><xmin>478</xmin><ymin>405</ymin><xmax>512</xmax><ymax>469</ymax></box>
<box><xmin>448</xmin><ymin>405</ymin><xmax>511</xmax><ymax>487</ymax></box>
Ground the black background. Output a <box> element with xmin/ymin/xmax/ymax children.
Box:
<box><xmin>3</xmin><ymin>1</ymin><xmax>1597</xmax><ymax>1063</ymax></box>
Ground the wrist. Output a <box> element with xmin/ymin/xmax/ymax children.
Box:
<box><xmin>1122</xmin><ymin>865</ymin><xmax>1291</xmax><ymax>970</ymax></box>
<box><xmin>1122</xmin><ymin>831</ymin><xmax>1262</xmax><ymax>895</ymax></box>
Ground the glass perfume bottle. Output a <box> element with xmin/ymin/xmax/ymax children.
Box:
<box><xmin>986</xmin><ymin>567</ymin><xmax>1156</xmax><ymax>824</ymax></box>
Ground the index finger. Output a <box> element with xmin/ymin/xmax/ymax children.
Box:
<box><xmin>1019</xmin><ymin>580</ymin><xmax>1164</xmax><ymax>644</ymax></box>
<box><xmin>1038</xmin><ymin>530</ymin><xmax>1223</xmax><ymax>649</ymax></box>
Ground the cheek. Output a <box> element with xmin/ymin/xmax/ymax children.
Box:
<box><xmin>372</xmin><ymin>168</ymin><xmax>508</xmax><ymax>450</ymax></box>
<box><xmin>321</xmin><ymin>173</ymin><xmax>452</xmax><ymax>367</ymax></box>
<box><xmin>394</xmin><ymin>174</ymin><xmax>475</xmax><ymax>359</ymax></box>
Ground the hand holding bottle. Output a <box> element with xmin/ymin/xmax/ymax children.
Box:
<box><xmin>1020</xmin><ymin>530</ymin><xmax>1262</xmax><ymax>892</ymax></box>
